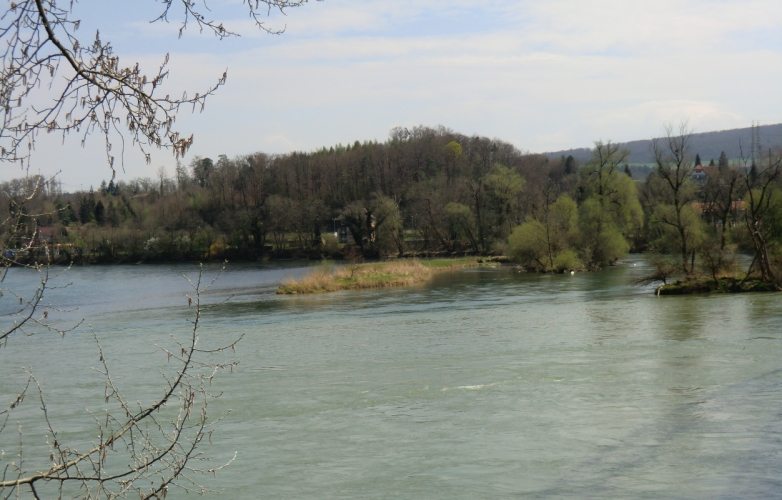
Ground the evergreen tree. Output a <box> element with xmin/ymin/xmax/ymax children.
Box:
<box><xmin>564</xmin><ymin>155</ymin><xmax>576</xmax><ymax>175</ymax></box>
<box><xmin>87</xmin><ymin>186</ymin><xmax>96</xmax><ymax>213</ymax></box>
<box><xmin>108</xmin><ymin>201</ymin><xmax>120</xmax><ymax>227</ymax></box>
<box><xmin>100</xmin><ymin>180</ymin><xmax>108</xmax><ymax>194</ymax></box>
<box><xmin>63</xmin><ymin>202</ymin><xmax>77</xmax><ymax>225</ymax></box>
<box><xmin>94</xmin><ymin>200</ymin><xmax>106</xmax><ymax>226</ymax></box>
<box><xmin>53</xmin><ymin>198</ymin><xmax>64</xmax><ymax>215</ymax></box>
<box><xmin>718</xmin><ymin>151</ymin><xmax>729</xmax><ymax>171</ymax></box>
<box><xmin>624</xmin><ymin>164</ymin><xmax>632</xmax><ymax>177</ymax></box>
<box><xmin>709</xmin><ymin>158</ymin><xmax>715</xmax><ymax>167</ymax></box>
<box><xmin>695</xmin><ymin>153</ymin><xmax>702</xmax><ymax>166</ymax></box>
<box><xmin>107</xmin><ymin>179</ymin><xmax>118</xmax><ymax>195</ymax></box>
<box><xmin>121</xmin><ymin>196</ymin><xmax>136</xmax><ymax>219</ymax></box>
<box><xmin>78</xmin><ymin>197</ymin><xmax>93</xmax><ymax>224</ymax></box>
<box><xmin>55</xmin><ymin>199</ymin><xmax>76</xmax><ymax>225</ymax></box>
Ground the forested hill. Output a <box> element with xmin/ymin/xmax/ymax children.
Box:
<box><xmin>4</xmin><ymin>124</ymin><xmax>782</xmax><ymax>269</ymax></box>
<box><xmin>545</xmin><ymin>123</ymin><xmax>782</xmax><ymax>164</ymax></box>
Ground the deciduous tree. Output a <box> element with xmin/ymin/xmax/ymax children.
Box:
<box><xmin>649</xmin><ymin>122</ymin><xmax>700</xmax><ymax>275</ymax></box>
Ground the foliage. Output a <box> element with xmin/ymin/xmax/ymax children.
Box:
<box><xmin>552</xmin><ymin>249</ymin><xmax>581</xmax><ymax>272</ymax></box>
<box><xmin>371</xmin><ymin>194</ymin><xmax>405</xmax><ymax>256</ymax></box>
<box><xmin>4</xmin><ymin>124</ymin><xmax>782</xmax><ymax>288</ymax></box>
<box><xmin>577</xmin><ymin>141</ymin><xmax>642</xmax><ymax>266</ymax></box>
<box><xmin>508</xmin><ymin>219</ymin><xmax>549</xmax><ymax>270</ymax></box>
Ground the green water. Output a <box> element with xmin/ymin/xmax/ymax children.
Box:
<box><xmin>2</xmin><ymin>256</ymin><xmax>782</xmax><ymax>498</ymax></box>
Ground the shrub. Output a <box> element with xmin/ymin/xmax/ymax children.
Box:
<box><xmin>322</xmin><ymin>233</ymin><xmax>340</xmax><ymax>255</ymax></box>
<box><xmin>553</xmin><ymin>249</ymin><xmax>581</xmax><ymax>272</ymax></box>
<box><xmin>507</xmin><ymin>220</ymin><xmax>547</xmax><ymax>270</ymax></box>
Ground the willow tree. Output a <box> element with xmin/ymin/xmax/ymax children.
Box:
<box><xmin>508</xmin><ymin>195</ymin><xmax>580</xmax><ymax>272</ymax></box>
<box><xmin>648</xmin><ymin>123</ymin><xmax>702</xmax><ymax>275</ymax></box>
<box><xmin>371</xmin><ymin>194</ymin><xmax>405</xmax><ymax>256</ymax></box>
<box><xmin>578</xmin><ymin>141</ymin><xmax>642</xmax><ymax>267</ymax></box>
<box><xmin>483</xmin><ymin>163</ymin><xmax>525</xmax><ymax>240</ymax></box>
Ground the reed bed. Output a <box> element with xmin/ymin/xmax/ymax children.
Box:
<box><xmin>277</xmin><ymin>258</ymin><xmax>480</xmax><ymax>294</ymax></box>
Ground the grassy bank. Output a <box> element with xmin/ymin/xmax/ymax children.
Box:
<box><xmin>277</xmin><ymin>258</ymin><xmax>484</xmax><ymax>294</ymax></box>
<box><xmin>658</xmin><ymin>277</ymin><xmax>779</xmax><ymax>295</ymax></box>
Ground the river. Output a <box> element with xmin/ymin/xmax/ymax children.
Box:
<box><xmin>1</xmin><ymin>256</ymin><xmax>781</xmax><ymax>498</ymax></box>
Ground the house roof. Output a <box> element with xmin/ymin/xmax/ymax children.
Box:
<box><xmin>702</xmin><ymin>165</ymin><xmax>718</xmax><ymax>175</ymax></box>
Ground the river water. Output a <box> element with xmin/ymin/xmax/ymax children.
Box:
<box><xmin>2</xmin><ymin>256</ymin><xmax>782</xmax><ymax>498</ymax></box>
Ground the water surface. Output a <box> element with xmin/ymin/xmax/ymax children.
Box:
<box><xmin>1</xmin><ymin>257</ymin><xmax>781</xmax><ymax>498</ymax></box>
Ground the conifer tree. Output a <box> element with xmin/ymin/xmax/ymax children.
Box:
<box><xmin>87</xmin><ymin>186</ymin><xmax>96</xmax><ymax>213</ymax></box>
<box><xmin>564</xmin><ymin>155</ymin><xmax>576</xmax><ymax>175</ymax></box>
<box><xmin>108</xmin><ymin>201</ymin><xmax>121</xmax><ymax>227</ymax></box>
<box><xmin>78</xmin><ymin>196</ymin><xmax>93</xmax><ymax>224</ymax></box>
<box><xmin>94</xmin><ymin>200</ymin><xmax>106</xmax><ymax>226</ymax></box>
<box><xmin>718</xmin><ymin>151</ymin><xmax>729</xmax><ymax>171</ymax></box>
<box><xmin>64</xmin><ymin>201</ymin><xmax>77</xmax><ymax>225</ymax></box>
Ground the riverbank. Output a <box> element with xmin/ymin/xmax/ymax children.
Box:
<box><xmin>276</xmin><ymin>258</ymin><xmax>489</xmax><ymax>294</ymax></box>
<box><xmin>658</xmin><ymin>277</ymin><xmax>779</xmax><ymax>295</ymax></box>
<box><xmin>12</xmin><ymin>248</ymin><xmax>508</xmax><ymax>267</ymax></box>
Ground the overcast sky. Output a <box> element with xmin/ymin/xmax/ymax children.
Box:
<box><xmin>11</xmin><ymin>0</ymin><xmax>782</xmax><ymax>190</ymax></box>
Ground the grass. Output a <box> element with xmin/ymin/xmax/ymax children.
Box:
<box><xmin>277</xmin><ymin>258</ymin><xmax>483</xmax><ymax>294</ymax></box>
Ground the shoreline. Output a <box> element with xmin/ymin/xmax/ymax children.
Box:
<box><xmin>657</xmin><ymin>277</ymin><xmax>779</xmax><ymax>295</ymax></box>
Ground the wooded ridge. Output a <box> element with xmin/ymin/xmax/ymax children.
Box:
<box><xmin>3</xmin><ymin>124</ymin><xmax>782</xmax><ymax>292</ymax></box>
<box><xmin>545</xmin><ymin>123</ymin><xmax>782</xmax><ymax>164</ymax></box>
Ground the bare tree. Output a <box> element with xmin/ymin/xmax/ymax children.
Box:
<box><xmin>702</xmin><ymin>161</ymin><xmax>744</xmax><ymax>250</ymax></box>
<box><xmin>1</xmin><ymin>0</ymin><xmax>315</xmax><ymax>172</ymax></box>
<box><xmin>739</xmin><ymin>143</ymin><xmax>782</xmax><ymax>286</ymax></box>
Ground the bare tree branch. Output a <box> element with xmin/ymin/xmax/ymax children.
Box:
<box><xmin>1</xmin><ymin>0</ymin><xmax>318</xmax><ymax>172</ymax></box>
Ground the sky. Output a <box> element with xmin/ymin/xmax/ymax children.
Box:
<box><xmin>8</xmin><ymin>0</ymin><xmax>782</xmax><ymax>190</ymax></box>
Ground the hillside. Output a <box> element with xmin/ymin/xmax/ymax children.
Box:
<box><xmin>545</xmin><ymin>123</ymin><xmax>782</xmax><ymax>164</ymax></box>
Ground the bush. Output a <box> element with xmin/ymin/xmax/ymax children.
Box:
<box><xmin>507</xmin><ymin>220</ymin><xmax>547</xmax><ymax>270</ymax></box>
<box><xmin>553</xmin><ymin>249</ymin><xmax>581</xmax><ymax>272</ymax></box>
<box><xmin>322</xmin><ymin>233</ymin><xmax>340</xmax><ymax>255</ymax></box>
<box><xmin>491</xmin><ymin>240</ymin><xmax>507</xmax><ymax>256</ymax></box>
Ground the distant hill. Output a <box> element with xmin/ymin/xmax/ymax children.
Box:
<box><xmin>545</xmin><ymin>123</ymin><xmax>782</xmax><ymax>164</ymax></box>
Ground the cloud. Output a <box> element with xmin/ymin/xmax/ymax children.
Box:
<box><xmin>6</xmin><ymin>0</ymin><xmax>782</xmax><ymax>185</ymax></box>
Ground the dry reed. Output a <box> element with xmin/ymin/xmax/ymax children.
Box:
<box><xmin>277</xmin><ymin>258</ymin><xmax>478</xmax><ymax>294</ymax></box>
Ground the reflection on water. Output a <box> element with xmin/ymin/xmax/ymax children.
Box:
<box><xmin>1</xmin><ymin>256</ymin><xmax>782</xmax><ymax>499</ymax></box>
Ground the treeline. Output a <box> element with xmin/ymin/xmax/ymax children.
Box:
<box><xmin>2</xmin><ymin>125</ymin><xmax>782</xmax><ymax>286</ymax></box>
<box><xmin>1</xmin><ymin>126</ymin><xmax>574</xmax><ymax>261</ymax></box>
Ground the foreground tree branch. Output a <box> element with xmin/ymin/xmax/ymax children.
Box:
<box><xmin>1</xmin><ymin>0</ymin><xmax>317</xmax><ymax>172</ymax></box>
<box><xmin>1</xmin><ymin>2</ymin><xmax>319</xmax><ymax>496</ymax></box>
<box><xmin>0</xmin><ymin>263</ymin><xmax>241</xmax><ymax>498</ymax></box>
